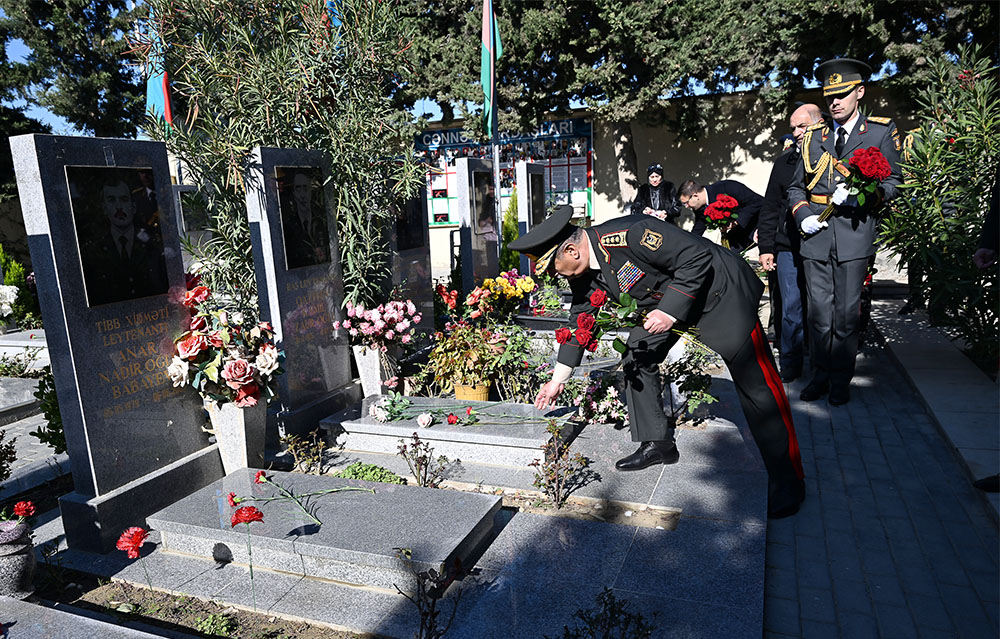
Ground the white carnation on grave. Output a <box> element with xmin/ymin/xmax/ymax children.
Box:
<box><xmin>255</xmin><ymin>344</ymin><xmax>280</xmax><ymax>376</ymax></box>
<box><xmin>416</xmin><ymin>413</ymin><xmax>434</xmax><ymax>428</ymax></box>
<box><xmin>368</xmin><ymin>402</ymin><xmax>388</xmax><ymax>422</ymax></box>
<box><xmin>167</xmin><ymin>356</ymin><xmax>190</xmax><ymax>387</ymax></box>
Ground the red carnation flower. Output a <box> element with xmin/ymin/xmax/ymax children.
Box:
<box><xmin>589</xmin><ymin>290</ymin><xmax>608</xmax><ymax>307</ymax></box>
<box><xmin>576</xmin><ymin>313</ymin><xmax>596</xmax><ymax>331</ymax></box>
<box><xmin>116</xmin><ymin>526</ymin><xmax>150</xmax><ymax>559</ymax></box>
<box><xmin>574</xmin><ymin>328</ymin><xmax>593</xmax><ymax>347</ymax></box>
<box><xmin>466</xmin><ymin>406</ymin><xmax>473</xmax><ymax>416</ymax></box>
<box><xmin>555</xmin><ymin>327</ymin><xmax>573</xmax><ymax>344</ymax></box>
<box><xmin>255</xmin><ymin>470</ymin><xmax>267</xmax><ymax>484</ymax></box>
<box><xmin>12</xmin><ymin>501</ymin><xmax>34</xmax><ymax>518</ymax></box>
<box><xmin>447</xmin><ymin>413</ymin><xmax>459</xmax><ymax>425</ymax></box>
<box><xmin>183</xmin><ymin>285</ymin><xmax>210</xmax><ymax>309</ymax></box>
<box><xmin>231</xmin><ymin>506</ymin><xmax>264</xmax><ymax>527</ymax></box>
<box><xmin>227</xmin><ymin>492</ymin><xmax>239</xmax><ymax>508</ymax></box>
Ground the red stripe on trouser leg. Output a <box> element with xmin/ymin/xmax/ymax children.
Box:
<box><xmin>750</xmin><ymin>323</ymin><xmax>804</xmax><ymax>479</ymax></box>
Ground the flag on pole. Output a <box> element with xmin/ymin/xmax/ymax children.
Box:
<box><xmin>144</xmin><ymin>17</ymin><xmax>173</xmax><ymax>125</ymax></box>
<box><xmin>480</xmin><ymin>0</ymin><xmax>502</xmax><ymax>138</ymax></box>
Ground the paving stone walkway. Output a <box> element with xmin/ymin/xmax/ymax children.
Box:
<box><xmin>764</xmin><ymin>334</ymin><xmax>999</xmax><ymax>639</ymax></box>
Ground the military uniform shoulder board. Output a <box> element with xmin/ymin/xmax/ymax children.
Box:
<box><xmin>599</xmin><ymin>230</ymin><xmax>628</xmax><ymax>248</ymax></box>
<box><xmin>867</xmin><ymin>116</ymin><xmax>892</xmax><ymax>125</ymax></box>
<box><xmin>639</xmin><ymin>229</ymin><xmax>662</xmax><ymax>251</ymax></box>
<box><xmin>805</xmin><ymin>122</ymin><xmax>826</xmax><ymax>132</ymax></box>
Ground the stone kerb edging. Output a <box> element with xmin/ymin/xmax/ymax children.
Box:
<box><xmin>871</xmin><ymin>299</ymin><xmax>999</xmax><ymax>522</ymax></box>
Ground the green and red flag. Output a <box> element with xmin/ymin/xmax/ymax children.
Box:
<box><xmin>480</xmin><ymin>0</ymin><xmax>503</xmax><ymax>138</ymax></box>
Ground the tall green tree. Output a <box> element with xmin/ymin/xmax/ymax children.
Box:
<box><xmin>136</xmin><ymin>0</ymin><xmax>423</xmax><ymax>311</ymax></box>
<box><xmin>0</xmin><ymin>0</ymin><xmax>143</xmax><ymax>137</ymax></box>
<box><xmin>397</xmin><ymin>0</ymin><xmax>997</xmax><ymax>197</ymax></box>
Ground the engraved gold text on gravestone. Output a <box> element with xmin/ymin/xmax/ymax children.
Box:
<box><xmin>93</xmin><ymin>305</ymin><xmax>179</xmax><ymax>417</ymax></box>
<box><xmin>285</xmin><ymin>277</ymin><xmax>332</xmax><ymax>337</ymax></box>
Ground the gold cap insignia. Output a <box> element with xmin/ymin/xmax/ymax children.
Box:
<box><xmin>829</xmin><ymin>72</ymin><xmax>842</xmax><ymax>85</ymax></box>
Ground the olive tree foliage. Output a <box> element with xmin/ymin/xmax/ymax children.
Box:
<box><xmin>880</xmin><ymin>45</ymin><xmax>998</xmax><ymax>370</ymax></box>
<box><xmin>133</xmin><ymin>0</ymin><xmax>423</xmax><ymax>313</ymax></box>
<box><xmin>396</xmin><ymin>1</ymin><xmax>996</xmax><ymax>196</ymax></box>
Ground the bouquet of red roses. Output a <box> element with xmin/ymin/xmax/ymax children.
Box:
<box><xmin>555</xmin><ymin>289</ymin><xmax>642</xmax><ymax>355</ymax></box>
<box><xmin>817</xmin><ymin>146</ymin><xmax>892</xmax><ymax>222</ymax></box>
<box><xmin>702</xmin><ymin>194</ymin><xmax>739</xmax><ymax>231</ymax></box>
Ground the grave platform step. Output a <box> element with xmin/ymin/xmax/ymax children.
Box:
<box><xmin>320</xmin><ymin>395</ymin><xmax>576</xmax><ymax>468</ymax></box>
<box><xmin>148</xmin><ymin>467</ymin><xmax>501</xmax><ymax>592</ymax></box>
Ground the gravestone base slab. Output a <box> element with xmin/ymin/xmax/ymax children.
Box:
<box><xmin>320</xmin><ymin>396</ymin><xmax>575</xmax><ymax>468</ymax></box>
<box><xmin>148</xmin><ymin>468</ymin><xmax>502</xmax><ymax>592</ymax></box>
<box><xmin>59</xmin><ymin>445</ymin><xmax>223</xmax><ymax>553</ymax></box>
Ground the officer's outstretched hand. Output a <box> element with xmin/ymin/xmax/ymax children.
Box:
<box><xmin>800</xmin><ymin>215</ymin><xmax>828</xmax><ymax>235</ymax></box>
<box><xmin>534</xmin><ymin>380</ymin><xmax>565</xmax><ymax>410</ymax></box>
<box><xmin>643</xmin><ymin>309</ymin><xmax>675</xmax><ymax>334</ymax></box>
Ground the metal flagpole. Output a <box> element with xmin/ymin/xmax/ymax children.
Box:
<box><xmin>491</xmin><ymin>89</ymin><xmax>502</xmax><ymax>266</ymax></box>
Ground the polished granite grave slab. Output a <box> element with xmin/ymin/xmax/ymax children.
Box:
<box><xmin>320</xmin><ymin>395</ymin><xmax>576</xmax><ymax>467</ymax></box>
<box><xmin>147</xmin><ymin>467</ymin><xmax>501</xmax><ymax>592</ymax></box>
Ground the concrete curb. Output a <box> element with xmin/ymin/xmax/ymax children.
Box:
<box><xmin>872</xmin><ymin>299</ymin><xmax>999</xmax><ymax>524</ymax></box>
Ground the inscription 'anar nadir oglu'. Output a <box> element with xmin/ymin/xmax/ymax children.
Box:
<box><xmin>93</xmin><ymin>305</ymin><xmax>175</xmax><ymax>414</ymax></box>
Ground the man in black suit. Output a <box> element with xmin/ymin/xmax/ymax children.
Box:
<box><xmin>82</xmin><ymin>179</ymin><xmax>168</xmax><ymax>306</ymax></box>
<box><xmin>511</xmin><ymin>206</ymin><xmax>805</xmax><ymax>518</ymax></box>
<box><xmin>282</xmin><ymin>171</ymin><xmax>331</xmax><ymax>269</ymax></box>
<box><xmin>677</xmin><ymin>179</ymin><xmax>763</xmax><ymax>250</ymax></box>
<box><xmin>632</xmin><ymin>163</ymin><xmax>680</xmax><ymax>224</ymax></box>
<box><xmin>758</xmin><ymin>104</ymin><xmax>825</xmax><ymax>382</ymax></box>
<box><xmin>787</xmin><ymin>58</ymin><xmax>902</xmax><ymax>406</ymax></box>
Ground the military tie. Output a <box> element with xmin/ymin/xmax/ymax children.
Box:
<box><xmin>835</xmin><ymin>127</ymin><xmax>847</xmax><ymax>158</ymax></box>
<box><xmin>118</xmin><ymin>236</ymin><xmax>129</xmax><ymax>260</ymax></box>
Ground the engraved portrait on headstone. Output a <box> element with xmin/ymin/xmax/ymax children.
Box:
<box><xmin>68</xmin><ymin>166</ymin><xmax>169</xmax><ymax>307</ymax></box>
<box><xmin>276</xmin><ymin>167</ymin><xmax>331</xmax><ymax>269</ymax></box>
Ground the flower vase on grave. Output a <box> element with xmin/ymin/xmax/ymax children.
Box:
<box><xmin>0</xmin><ymin>521</ymin><xmax>36</xmax><ymax>599</ymax></box>
<box><xmin>206</xmin><ymin>400</ymin><xmax>266</xmax><ymax>475</ymax></box>
<box><xmin>352</xmin><ymin>345</ymin><xmax>400</xmax><ymax>398</ymax></box>
<box><xmin>454</xmin><ymin>383</ymin><xmax>489</xmax><ymax>401</ymax></box>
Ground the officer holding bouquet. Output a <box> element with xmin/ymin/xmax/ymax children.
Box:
<box><xmin>787</xmin><ymin>58</ymin><xmax>902</xmax><ymax>406</ymax></box>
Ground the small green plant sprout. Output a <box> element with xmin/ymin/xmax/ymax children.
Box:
<box><xmin>280</xmin><ymin>429</ymin><xmax>333</xmax><ymax>475</ymax></box>
<box><xmin>549</xmin><ymin>587</ymin><xmax>657</xmax><ymax>639</ymax></box>
<box><xmin>396</xmin><ymin>432</ymin><xmax>460</xmax><ymax>488</ymax></box>
<box><xmin>333</xmin><ymin>462</ymin><xmax>407</xmax><ymax>485</ymax></box>
<box><xmin>195</xmin><ymin>612</ymin><xmax>238</xmax><ymax>636</ymax></box>
<box><xmin>529</xmin><ymin>420</ymin><xmax>593</xmax><ymax>508</ymax></box>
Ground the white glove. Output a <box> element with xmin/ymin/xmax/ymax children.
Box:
<box><xmin>801</xmin><ymin>215</ymin><xmax>828</xmax><ymax>235</ymax></box>
<box><xmin>831</xmin><ymin>183</ymin><xmax>850</xmax><ymax>206</ymax></box>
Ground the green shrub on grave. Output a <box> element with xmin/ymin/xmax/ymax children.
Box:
<box><xmin>333</xmin><ymin>462</ymin><xmax>406</xmax><ymax>485</ymax></box>
<box><xmin>30</xmin><ymin>366</ymin><xmax>66</xmax><ymax>454</ymax></box>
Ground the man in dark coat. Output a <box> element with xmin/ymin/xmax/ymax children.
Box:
<box><xmin>758</xmin><ymin>104</ymin><xmax>825</xmax><ymax>382</ymax></box>
<box><xmin>678</xmin><ymin>179</ymin><xmax>763</xmax><ymax>250</ymax></box>
<box><xmin>632</xmin><ymin>163</ymin><xmax>681</xmax><ymax>224</ymax></box>
<box><xmin>787</xmin><ymin>58</ymin><xmax>902</xmax><ymax>406</ymax></box>
<box><xmin>510</xmin><ymin>205</ymin><xmax>805</xmax><ymax>518</ymax></box>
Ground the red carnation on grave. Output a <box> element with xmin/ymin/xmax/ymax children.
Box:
<box><xmin>589</xmin><ymin>289</ymin><xmax>608</xmax><ymax>308</ymax></box>
<box><xmin>235</xmin><ymin>383</ymin><xmax>260</xmax><ymax>407</ymax></box>
<box><xmin>447</xmin><ymin>413</ymin><xmax>459</xmax><ymax>425</ymax></box>
<box><xmin>227</xmin><ymin>492</ymin><xmax>239</xmax><ymax>508</ymax></box>
<box><xmin>12</xmin><ymin>501</ymin><xmax>34</xmax><ymax>518</ymax></box>
<box><xmin>255</xmin><ymin>470</ymin><xmax>267</xmax><ymax>484</ymax></box>
<box><xmin>555</xmin><ymin>327</ymin><xmax>573</xmax><ymax>344</ymax></box>
<box><xmin>176</xmin><ymin>333</ymin><xmax>209</xmax><ymax>360</ymax></box>
<box><xmin>116</xmin><ymin>526</ymin><xmax>150</xmax><ymax>559</ymax></box>
<box><xmin>576</xmin><ymin>313</ymin><xmax>596</xmax><ymax>332</ymax></box>
<box><xmin>183</xmin><ymin>285</ymin><xmax>210</xmax><ymax>309</ymax></box>
<box><xmin>231</xmin><ymin>506</ymin><xmax>264</xmax><ymax>527</ymax></box>
<box><xmin>574</xmin><ymin>328</ymin><xmax>593</xmax><ymax>348</ymax></box>
<box><xmin>466</xmin><ymin>406</ymin><xmax>473</xmax><ymax>416</ymax></box>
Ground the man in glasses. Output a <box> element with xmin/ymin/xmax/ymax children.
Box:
<box><xmin>787</xmin><ymin>58</ymin><xmax>902</xmax><ymax>406</ymax></box>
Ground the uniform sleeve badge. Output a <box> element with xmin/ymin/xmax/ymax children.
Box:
<box><xmin>639</xmin><ymin>229</ymin><xmax>663</xmax><ymax>251</ymax></box>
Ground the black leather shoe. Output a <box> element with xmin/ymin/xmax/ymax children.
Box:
<box><xmin>828</xmin><ymin>386</ymin><xmax>850</xmax><ymax>406</ymax></box>
<box><xmin>799</xmin><ymin>380</ymin><xmax>829</xmax><ymax>402</ymax></box>
<box><xmin>615</xmin><ymin>441</ymin><xmax>680</xmax><ymax>471</ymax></box>
<box><xmin>780</xmin><ymin>366</ymin><xmax>801</xmax><ymax>383</ymax></box>
<box><xmin>768</xmin><ymin>479</ymin><xmax>806</xmax><ymax>519</ymax></box>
